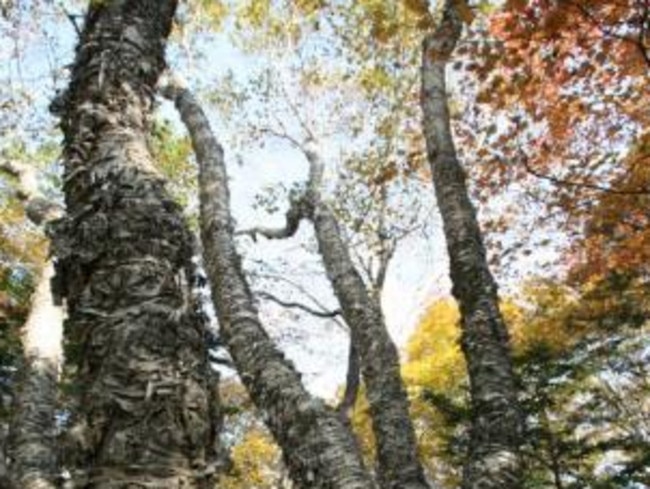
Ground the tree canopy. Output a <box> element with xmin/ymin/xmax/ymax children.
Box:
<box><xmin>0</xmin><ymin>0</ymin><xmax>649</xmax><ymax>488</ymax></box>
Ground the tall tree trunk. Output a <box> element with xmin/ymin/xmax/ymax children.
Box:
<box><xmin>49</xmin><ymin>2</ymin><xmax>214</xmax><ymax>487</ymax></box>
<box><xmin>420</xmin><ymin>3</ymin><xmax>523</xmax><ymax>489</ymax></box>
<box><xmin>10</xmin><ymin>262</ymin><xmax>62</xmax><ymax>489</ymax></box>
<box><xmin>164</xmin><ymin>84</ymin><xmax>375</xmax><ymax>489</ymax></box>
<box><xmin>305</xmin><ymin>151</ymin><xmax>430</xmax><ymax>489</ymax></box>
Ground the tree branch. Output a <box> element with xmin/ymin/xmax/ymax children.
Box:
<box><xmin>257</xmin><ymin>290</ymin><xmax>341</xmax><ymax>318</ymax></box>
<box><xmin>55</xmin><ymin>1</ymin><xmax>82</xmax><ymax>38</ymax></box>
<box><xmin>253</xmin><ymin>272</ymin><xmax>348</xmax><ymax>332</ymax></box>
<box><xmin>237</xmin><ymin>192</ymin><xmax>310</xmax><ymax>241</ymax></box>
<box><xmin>514</xmin><ymin>146</ymin><xmax>650</xmax><ymax>196</ymax></box>
<box><xmin>257</xmin><ymin>127</ymin><xmax>305</xmax><ymax>153</ymax></box>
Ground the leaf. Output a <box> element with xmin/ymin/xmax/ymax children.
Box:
<box><xmin>454</xmin><ymin>0</ymin><xmax>474</xmax><ymax>24</ymax></box>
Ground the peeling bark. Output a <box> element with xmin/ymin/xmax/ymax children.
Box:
<box><xmin>9</xmin><ymin>262</ymin><xmax>62</xmax><ymax>489</ymax></box>
<box><xmin>420</xmin><ymin>3</ymin><xmax>524</xmax><ymax>489</ymax></box>
<box><xmin>49</xmin><ymin>2</ymin><xmax>214</xmax><ymax>487</ymax></box>
<box><xmin>165</xmin><ymin>85</ymin><xmax>375</xmax><ymax>489</ymax></box>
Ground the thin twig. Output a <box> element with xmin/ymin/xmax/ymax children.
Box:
<box><xmin>253</xmin><ymin>272</ymin><xmax>348</xmax><ymax>332</ymax></box>
<box><xmin>257</xmin><ymin>291</ymin><xmax>341</xmax><ymax>318</ymax></box>
<box><xmin>516</xmin><ymin>150</ymin><xmax>650</xmax><ymax>196</ymax></box>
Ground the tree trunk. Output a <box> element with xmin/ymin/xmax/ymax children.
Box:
<box><xmin>420</xmin><ymin>3</ymin><xmax>523</xmax><ymax>489</ymax></box>
<box><xmin>49</xmin><ymin>2</ymin><xmax>214</xmax><ymax>487</ymax></box>
<box><xmin>9</xmin><ymin>262</ymin><xmax>62</xmax><ymax>489</ymax></box>
<box><xmin>305</xmin><ymin>152</ymin><xmax>430</xmax><ymax>489</ymax></box>
<box><xmin>1</xmin><ymin>142</ymin><xmax>65</xmax><ymax>489</ymax></box>
<box><xmin>165</xmin><ymin>84</ymin><xmax>376</xmax><ymax>489</ymax></box>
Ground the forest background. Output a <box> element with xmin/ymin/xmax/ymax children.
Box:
<box><xmin>0</xmin><ymin>1</ymin><xmax>648</xmax><ymax>488</ymax></box>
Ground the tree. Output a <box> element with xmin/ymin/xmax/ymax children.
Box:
<box><xmin>9</xmin><ymin>263</ymin><xmax>62</xmax><ymax>489</ymax></box>
<box><xmin>164</xmin><ymin>81</ymin><xmax>375</xmax><ymax>489</ymax></box>
<box><xmin>204</xmin><ymin>10</ymin><xmax>434</xmax><ymax>486</ymax></box>
<box><xmin>4</xmin><ymin>0</ymin><xmax>650</xmax><ymax>487</ymax></box>
<box><xmin>452</xmin><ymin>0</ymin><xmax>650</xmax><ymax>276</ymax></box>
<box><xmin>46</xmin><ymin>2</ymin><xmax>216</xmax><ymax>486</ymax></box>
<box><xmin>420</xmin><ymin>2</ymin><xmax>524</xmax><ymax>488</ymax></box>
<box><xmin>1</xmin><ymin>152</ymin><xmax>64</xmax><ymax>489</ymax></box>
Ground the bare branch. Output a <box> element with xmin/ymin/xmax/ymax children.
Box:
<box><xmin>255</xmin><ymin>126</ymin><xmax>324</xmax><ymax>197</ymax></box>
<box><xmin>255</xmin><ymin>271</ymin><xmax>360</xmax><ymax>421</ymax></box>
<box><xmin>253</xmin><ymin>272</ymin><xmax>348</xmax><ymax>332</ymax></box>
<box><xmin>279</xmin><ymin>82</ymin><xmax>317</xmax><ymax>142</ymax></box>
<box><xmin>236</xmin><ymin>195</ymin><xmax>308</xmax><ymax>241</ymax></box>
<box><xmin>55</xmin><ymin>1</ymin><xmax>82</xmax><ymax>38</ymax></box>
<box><xmin>257</xmin><ymin>126</ymin><xmax>305</xmax><ymax>153</ymax></box>
<box><xmin>257</xmin><ymin>291</ymin><xmax>341</xmax><ymax>318</ymax></box>
<box><xmin>511</xmin><ymin>140</ymin><xmax>650</xmax><ymax>196</ymax></box>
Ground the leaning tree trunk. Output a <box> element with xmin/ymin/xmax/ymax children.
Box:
<box><xmin>305</xmin><ymin>152</ymin><xmax>430</xmax><ymax>489</ymax></box>
<box><xmin>420</xmin><ymin>3</ymin><xmax>523</xmax><ymax>489</ymax></box>
<box><xmin>48</xmin><ymin>2</ymin><xmax>215</xmax><ymax>487</ymax></box>
<box><xmin>10</xmin><ymin>262</ymin><xmax>63</xmax><ymax>489</ymax></box>
<box><xmin>164</xmin><ymin>84</ymin><xmax>375</xmax><ymax>489</ymax></box>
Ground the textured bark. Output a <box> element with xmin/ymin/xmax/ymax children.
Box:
<box><xmin>49</xmin><ymin>2</ymin><xmax>214</xmax><ymax>487</ymax></box>
<box><xmin>420</xmin><ymin>3</ymin><xmax>524</xmax><ymax>489</ymax></box>
<box><xmin>9</xmin><ymin>262</ymin><xmax>62</xmax><ymax>489</ymax></box>
<box><xmin>165</xmin><ymin>85</ymin><xmax>375</xmax><ymax>489</ymax></box>
<box><xmin>306</xmin><ymin>153</ymin><xmax>430</xmax><ymax>489</ymax></box>
<box><xmin>240</xmin><ymin>145</ymin><xmax>429</xmax><ymax>489</ymax></box>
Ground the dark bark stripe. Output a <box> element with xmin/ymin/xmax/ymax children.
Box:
<box><xmin>420</xmin><ymin>3</ymin><xmax>524</xmax><ymax>489</ymax></box>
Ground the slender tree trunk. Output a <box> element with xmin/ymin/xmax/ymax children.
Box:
<box><xmin>420</xmin><ymin>3</ymin><xmax>523</xmax><ymax>489</ymax></box>
<box><xmin>9</xmin><ymin>262</ymin><xmax>62</xmax><ymax>489</ymax></box>
<box><xmin>2</xmin><ymin>148</ymin><xmax>65</xmax><ymax>489</ymax></box>
<box><xmin>305</xmin><ymin>152</ymin><xmax>430</xmax><ymax>489</ymax></box>
<box><xmin>165</xmin><ymin>84</ymin><xmax>376</xmax><ymax>489</ymax></box>
<box><xmin>49</xmin><ymin>2</ymin><xmax>214</xmax><ymax>486</ymax></box>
